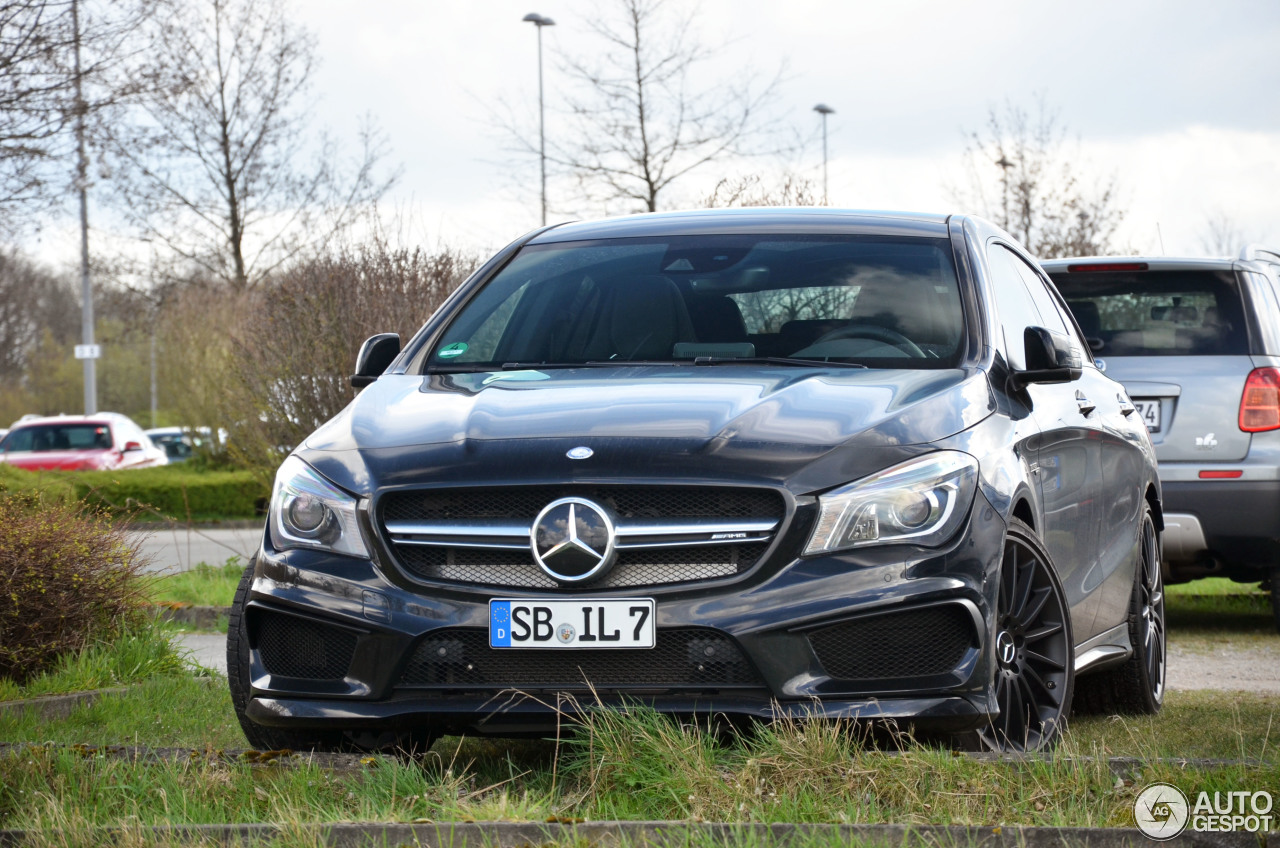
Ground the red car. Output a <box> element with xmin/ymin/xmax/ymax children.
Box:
<box><xmin>0</xmin><ymin>413</ymin><xmax>168</xmax><ymax>471</ymax></box>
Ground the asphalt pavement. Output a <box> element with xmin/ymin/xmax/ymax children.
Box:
<box><xmin>132</xmin><ymin>523</ymin><xmax>263</xmax><ymax>574</ymax></box>
<box><xmin>177</xmin><ymin>633</ymin><xmax>228</xmax><ymax>675</ymax></box>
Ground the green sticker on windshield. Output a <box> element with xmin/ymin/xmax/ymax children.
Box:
<box><xmin>438</xmin><ymin>342</ymin><xmax>468</xmax><ymax>359</ymax></box>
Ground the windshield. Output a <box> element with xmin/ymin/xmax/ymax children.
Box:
<box><xmin>1</xmin><ymin>423</ymin><xmax>113</xmax><ymax>452</ymax></box>
<box><xmin>427</xmin><ymin>235</ymin><xmax>965</xmax><ymax>370</ymax></box>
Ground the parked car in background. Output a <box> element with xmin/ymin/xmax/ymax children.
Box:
<box><xmin>1045</xmin><ymin>247</ymin><xmax>1280</xmax><ymax>631</ymax></box>
<box><xmin>145</xmin><ymin>426</ymin><xmax>219</xmax><ymax>463</ymax></box>
<box><xmin>228</xmin><ymin>209</ymin><xmax>1164</xmax><ymax>756</ymax></box>
<box><xmin>0</xmin><ymin>413</ymin><xmax>168</xmax><ymax>471</ymax></box>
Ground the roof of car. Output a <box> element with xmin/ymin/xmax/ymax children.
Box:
<box><xmin>11</xmin><ymin>413</ymin><xmax>127</xmax><ymax>428</ymax></box>
<box><xmin>528</xmin><ymin>208</ymin><xmax>955</xmax><ymax>243</ymax></box>
<box><xmin>1039</xmin><ymin>256</ymin><xmax>1241</xmax><ymax>273</ymax></box>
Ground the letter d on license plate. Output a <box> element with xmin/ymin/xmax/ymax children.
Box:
<box><xmin>490</xmin><ymin>599</ymin><xmax>654</xmax><ymax>649</ymax></box>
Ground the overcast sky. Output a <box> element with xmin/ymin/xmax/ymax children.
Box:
<box><xmin>64</xmin><ymin>0</ymin><xmax>1278</xmax><ymax>264</ymax></box>
<box><xmin>290</xmin><ymin>0</ymin><xmax>1280</xmax><ymax>257</ymax></box>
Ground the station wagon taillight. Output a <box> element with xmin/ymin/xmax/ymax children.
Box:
<box><xmin>1239</xmin><ymin>368</ymin><xmax>1280</xmax><ymax>432</ymax></box>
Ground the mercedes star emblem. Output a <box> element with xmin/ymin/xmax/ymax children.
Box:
<box><xmin>530</xmin><ymin>496</ymin><xmax>617</xmax><ymax>584</ymax></box>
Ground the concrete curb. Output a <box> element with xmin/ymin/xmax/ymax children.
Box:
<box><xmin>0</xmin><ymin>742</ymin><xmax>367</xmax><ymax>773</ymax></box>
<box><xmin>0</xmin><ymin>688</ymin><xmax>127</xmax><ymax>722</ymax></box>
<box><xmin>153</xmin><ymin>604</ymin><xmax>231</xmax><ymax>628</ymax></box>
<box><xmin>0</xmin><ymin>821</ymin><xmax>1270</xmax><ymax>848</ymax></box>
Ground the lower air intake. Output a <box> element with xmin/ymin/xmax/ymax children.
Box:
<box><xmin>807</xmin><ymin>604</ymin><xmax>975</xmax><ymax>681</ymax></box>
<box><xmin>254</xmin><ymin>611</ymin><xmax>357</xmax><ymax>681</ymax></box>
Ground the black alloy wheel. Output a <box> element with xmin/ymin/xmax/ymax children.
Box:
<box><xmin>979</xmin><ymin>518</ymin><xmax>1074</xmax><ymax>752</ymax></box>
<box><xmin>1073</xmin><ymin>506</ymin><xmax>1165</xmax><ymax>715</ymax></box>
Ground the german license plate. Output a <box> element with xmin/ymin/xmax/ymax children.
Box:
<box><xmin>1133</xmin><ymin>399</ymin><xmax>1161</xmax><ymax>432</ymax></box>
<box><xmin>489</xmin><ymin>599</ymin><xmax>654</xmax><ymax>649</ymax></box>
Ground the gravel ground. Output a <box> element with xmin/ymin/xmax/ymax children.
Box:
<box><xmin>1166</xmin><ymin>641</ymin><xmax>1280</xmax><ymax>693</ymax></box>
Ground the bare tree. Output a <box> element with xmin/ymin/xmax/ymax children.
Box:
<box><xmin>951</xmin><ymin>99</ymin><xmax>1127</xmax><ymax>259</ymax></box>
<box><xmin>0</xmin><ymin>249</ymin><xmax>78</xmax><ymax>381</ymax></box>
<box><xmin>522</xmin><ymin>0</ymin><xmax>780</xmax><ymax>216</ymax></box>
<box><xmin>100</xmin><ymin>0</ymin><xmax>398</xmax><ymax>290</ymax></box>
<box><xmin>0</xmin><ymin>0</ymin><xmax>72</xmax><ymax>227</ymax></box>
<box><xmin>699</xmin><ymin>172</ymin><xmax>819</xmax><ymax>208</ymax></box>
<box><xmin>1199</xmin><ymin>209</ymin><xmax>1251</xmax><ymax>256</ymax></box>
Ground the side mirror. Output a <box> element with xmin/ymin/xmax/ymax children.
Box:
<box><xmin>1009</xmin><ymin>326</ymin><xmax>1083</xmax><ymax>391</ymax></box>
<box><xmin>122</xmin><ymin>440</ymin><xmax>143</xmax><ymax>452</ymax></box>
<box><xmin>351</xmin><ymin>333</ymin><xmax>401</xmax><ymax>389</ymax></box>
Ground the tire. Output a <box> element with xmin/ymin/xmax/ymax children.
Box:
<box><xmin>226</xmin><ymin>558</ymin><xmax>346</xmax><ymax>752</ymax></box>
<box><xmin>975</xmin><ymin>517</ymin><xmax>1075</xmax><ymax>752</ymax></box>
<box><xmin>1073</xmin><ymin>507</ymin><xmax>1165</xmax><ymax>715</ymax></box>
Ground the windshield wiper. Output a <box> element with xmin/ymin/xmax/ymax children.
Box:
<box><xmin>691</xmin><ymin>356</ymin><xmax>867</xmax><ymax>369</ymax></box>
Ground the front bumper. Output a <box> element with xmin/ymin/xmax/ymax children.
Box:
<box><xmin>242</xmin><ymin>492</ymin><xmax>1005</xmax><ymax>736</ymax></box>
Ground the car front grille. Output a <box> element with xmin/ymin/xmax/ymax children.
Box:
<box><xmin>254</xmin><ymin>611</ymin><xmax>357</xmax><ymax>681</ymax></box>
<box><xmin>807</xmin><ymin>604</ymin><xmax>976</xmax><ymax>681</ymax></box>
<box><xmin>379</xmin><ymin>485</ymin><xmax>785</xmax><ymax>590</ymax></box>
<box><xmin>398</xmin><ymin>627</ymin><xmax>764</xmax><ymax>689</ymax></box>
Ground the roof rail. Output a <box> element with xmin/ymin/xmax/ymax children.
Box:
<box><xmin>1239</xmin><ymin>244</ymin><xmax>1280</xmax><ymax>262</ymax></box>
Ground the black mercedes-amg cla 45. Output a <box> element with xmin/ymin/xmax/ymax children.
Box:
<box><xmin>229</xmin><ymin>209</ymin><xmax>1165</xmax><ymax>753</ymax></box>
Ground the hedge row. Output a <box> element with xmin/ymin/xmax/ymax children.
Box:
<box><xmin>0</xmin><ymin>464</ymin><xmax>269</xmax><ymax>520</ymax></box>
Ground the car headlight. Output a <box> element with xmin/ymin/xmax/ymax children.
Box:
<box><xmin>804</xmin><ymin>451</ymin><xmax>978</xmax><ymax>556</ymax></box>
<box><xmin>268</xmin><ymin>455</ymin><xmax>369</xmax><ymax>558</ymax></box>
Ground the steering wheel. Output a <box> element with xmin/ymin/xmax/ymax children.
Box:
<box><xmin>811</xmin><ymin>323</ymin><xmax>926</xmax><ymax>357</ymax></box>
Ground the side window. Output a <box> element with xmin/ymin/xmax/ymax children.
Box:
<box><xmin>1007</xmin><ymin>251</ymin><xmax>1071</xmax><ymax>337</ymax></box>
<box><xmin>986</xmin><ymin>246</ymin><xmax>1043</xmax><ymax>370</ymax></box>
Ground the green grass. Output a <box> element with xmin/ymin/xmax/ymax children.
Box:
<box><xmin>0</xmin><ymin>675</ymin><xmax>240</xmax><ymax>748</ymax></box>
<box><xmin>0</xmin><ymin>691</ymin><xmax>1275</xmax><ymax>836</ymax></box>
<box><xmin>1165</xmin><ymin>577</ymin><xmax>1265</xmax><ymax>596</ymax></box>
<box><xmin>147</xmin><ymin>558</ymin><xmax>244</xmax><ymax>608</ymax></box>
<box><xmin>0</xmin><ymin>623</ymin><xmax>198</xmax><ymax>702</ymax></box>
<box><xmin>1068</xmin><ymin>690</ymin><xmax>1276</xmax><ymax>760</ymax></box>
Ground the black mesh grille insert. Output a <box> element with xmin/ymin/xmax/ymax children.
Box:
<box><xmin>399</xmin><ymin>628</ymin><xmax>763</xmax><ymax>689</ymax></box>
<box><xmin>255</xmin><ymin>611</ymin><xmax>357</xmax><ymax>681</ymax></box>
<box><xmin>381</xmin><ymin>485</ymin><xmax>784</xmax><ymax>590</ymax></box>
<box><xmin>381</xmin><ymin>486</ymin><xmax>784</xmax><ymax>523</ymax></box>
<box><xmin>396</xmin><ymin>542</ymin><xmax>769</xmax><ymax>589</ymax></box>
<box><xmin>808</xmin><ymin>605</ymin><xmax>975</xmax><ymax>681</ymax></box>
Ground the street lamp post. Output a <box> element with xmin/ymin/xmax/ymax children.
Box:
<box><xmin>523</xmin><ymin>12</ymin><xmax>555</xmax><ymax>226</ymax></box>
<box><xmin>813</xmin><ymin>103</ymin><xmax>834</xmax><ymax>206</ymax></box>
<box><xmin>72</xmin><ymin>0</ymin><xmax>96</xmax><ymax>414</ymax></box>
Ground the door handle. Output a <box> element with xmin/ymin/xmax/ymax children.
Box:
<box><xmin>1118</xmin><ymin>394</ymin><xmax>1136</xmax><ymax>416</ymax></box>
<box><xmin>1075</xmin><ymin>391</ymin><xmax>1096</xmax><ymax>416</ymax></box>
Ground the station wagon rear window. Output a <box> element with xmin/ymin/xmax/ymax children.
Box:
<box><xmin>1050</xmin><ymin>269</ymin><xmax>1248</xmax><ymax>356</ymax></box>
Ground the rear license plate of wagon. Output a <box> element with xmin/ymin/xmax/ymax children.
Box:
<box><xmin>490</xmin><ymin>599</ymin><xmax>655</xmax><ymax>648</ymax></box>
<box><xmin>1133</xmin><ymin>399</ymin><xmax>1161</xmax><ymax>432</ymax></box>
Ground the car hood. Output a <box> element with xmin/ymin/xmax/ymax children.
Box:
<box><xmin>301</xmin><ymin>367</ymin><xmax>995</xmax><ymax>495</ymax></box>
<box><xmin>0</xmin><ymin>450</ymin><xmax>113</xmax><ymax>471</ymax></box>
